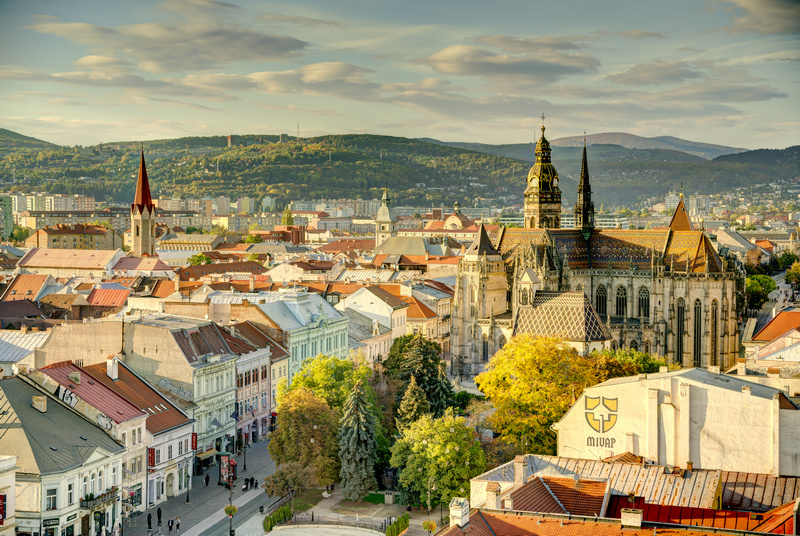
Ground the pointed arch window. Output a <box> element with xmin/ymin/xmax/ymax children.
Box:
<box><xmin>520</xmin><ymin>288</ymin><xmax>529</xmax><ymax>305</ymax></box>
<box><xmin>482</xmin><ymin>335</ymin><xmax>490</xmax><ymax>362</ymax></box>
<box><xmin>630</xmin><ymin>340</ymin><xmax>638</xmax><ymax>351</ymax></box>
<box><xmin>676</xmin><ymin>298</ymin><xmax>685</xmax><ymax>365</ymax></box>
<box><xmin>644</xmin><ymin>341</ymin><xmax>651</xmax><ymax>354</ymax></box>
<box><xmin>595</xmin><ymin>285</ymin><xmax>607</xmax><ymax>317</ymax></box>
<box><xmin>638</xmin><ymin>287</ymin><xmax>650</xmax><ymax>320</ymax></box>
<box><xmin>711</xmin><ymin>300</ymin><xmax>719</xmax><ymax>366</ymax></box>
<box><xmin>616</xmin><ymin>286</ymin><xmax>627</xmax><ymax>317</ymax></box>
<box><xmin>694</xmin><ymin>299</ymin><xmax>703</xmax><ymax>367</ymax></box>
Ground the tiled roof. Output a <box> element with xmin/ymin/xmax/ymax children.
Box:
<box><xmin>218</xmin><ymin>326</ymin><xmax>257</xmax><ymax>355</ymax></box>
<box><xmin>177</xmin><ymin>260</ymin><xmax>266</xmax><ymax>281</ymax></box>
<box><xmin>316</xmin><ymin>239</ymin><xmax>375</xmax><ymax>253</ymax></box>
<box><xmin>439</xmin><ymin>510</ymin><xmax>727</xmax><ymax>536</ymax></box>
<box><xmin>0</xmin><ymin>376</ymin><xmax>125</xmax><ymax>475</ymax></box>
<box><xmin>514</xmin><ymin>291</ymin><xmax>611</xmax><ymax>342</ymax></box>
<box><xmin>668</xmin><ymin>198</ymin><xmax>694</xmax><ymax>231</ymax></box>
<box><xmin>466</xmin><ymin>224</ymin><xmax>501</xmax><ymax>257</ymax></box>
<box><xmin>87</xmin><ymin>288</ymin><xmax>131</xmax><ymax>307</ymax></box>
<box><xmin>38</xmin><ymin>224</ymin><xmax>110</xmax><ymax>235</ymax></box>
<box><xmin>84</xmin><ymin>361</ymin><xmax>191</xmax><ymax>435</ymax></box>
<box><xmin>1</xmin><ymin>274</ymin><xmax>50</xmax><ymax>301</ymax></box>
<box><xmin>113</xmin><ymin>256</ymin><xmax>172</xmax><ymax>272</ymax></box>
<box><xmin>507</xmin><ymin>476</ymin><xmax>566</xmax><ymax>514</ymax></box>
<box><xmin>752</xmin><ymin>311</ymin><xmax>800</xmax><ymax>342</ymax></box>
<box><xmin>364</xmin><ymin>286</ymin><xmax>408</xmax><ymax>309</ymax></box>
<box><xmin>603</xmin><ymin>452</ymin><xmax>644</xmax><ymax>464</ymax></box>
<box><xmin>40</xmin><ymin>362</ymin><xmax>144</xmax><ymax>423</ymax></box>
<box><xmin>0</xmin><ymin>329</ymin><xmax>51</xmax><ymax>364</ymax></box>
<box><xmin>540</xmin><ymin>477</ymin><xmax>607</xmax><ymax>517</ymax></box>
<box><xmin>399</xmin><ymin>296</ymin><xmax>437</xmax><ymax>319</ymax></box>
<box><xmin>18</xmin><ymin>248</ymin><xmax>122</xmax><ymax>269</ymax></box>
<box><xmin>0</xmin><ymin>299</ymin><xmax>48</xmax><ymax>318</ymax></box>
<box><xmin>230</xmin><ymin>321</ymin><xmax>289</xmax><ymax>359</ymax></box>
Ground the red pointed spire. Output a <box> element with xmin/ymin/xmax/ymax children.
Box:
<box><xmin>132</xmin><ymin>149</ymin><xmax>154</xmax><ymax>214</ymax></box>
<box><xmin>668</xmin><ymin>195</ymin><xmax>694</xmax><ymax>231</ymax></box>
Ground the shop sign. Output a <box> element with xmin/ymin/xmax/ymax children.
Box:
<box><xmin>66</xmin><ymin>514</ymin><xmax>78</xmax><ymax>522</ymax></box>
<box><xmin>191</xmin><ymin>433</ymin><xmax>197</xmax><ymax>450</ymax></box>
<box><xmin>0</xmin><ymin>494</ymin><xmax>4</xmax><ymax>526</ymax></box>
<box><xmin>43</xmin><ymin>518</ymin><xmax>60</xmax><ymax>527</ymax></box>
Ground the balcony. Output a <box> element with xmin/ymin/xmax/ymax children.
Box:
<box><xmin>80</xmin><ymin>488</ymin><xmax>118</xmax><ymax>510</ymax></box>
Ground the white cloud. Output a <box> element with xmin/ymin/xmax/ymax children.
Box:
<box><xmin>608</xmin><ymin>60</ymin><xmax>703</xmax><ymax>85</ymax></box>
<box><xmin>718</xmin><ymin>0</ymin><xmax>800</xmax><ymax>34</ymax></box>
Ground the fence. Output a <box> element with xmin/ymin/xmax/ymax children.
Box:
<box><xmin>286</xmin><ymin>512</ymin><xmax>388</xmax><ymax>533</ymax></box>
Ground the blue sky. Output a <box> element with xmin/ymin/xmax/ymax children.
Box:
<box><xmin>1</xmin><ymin>0</ymin><xmax>798</xmax><ymax>148</ymax></box>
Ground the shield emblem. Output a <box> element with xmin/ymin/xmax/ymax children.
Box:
<box><xmin>585</xmin><ymin>396</ymin><xmax>618</xmax><ymax>433</ymax></box>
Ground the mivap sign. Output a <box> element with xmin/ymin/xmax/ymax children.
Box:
<box><xmin>584</xmin><ymin>396</ymin><xmax>618</xmax><ymax>448</ymax></box>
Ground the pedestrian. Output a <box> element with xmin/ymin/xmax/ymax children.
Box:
<box><xmin>157</xmin><ymin>507</ymin><xmax>162</xmax><ymax>526</ymax></box>
<box><xmin>176</xmin><ymin>516</ymin><xmax>181</xmax><ymax>533</ymax></box>
<box><xmin>254</xmin><ymin>478</ymin><xmax>259</xmax><ymax>490</ymax></box>
<box><xmin>250</xmin><ymin>476</ymin><xmax>255</xmax><ymax>490</ymax></box>
<box><xmin>205</xmin><ymin>474</ymin><xmax>210</xmax><ymax>487</ymax></box>
<box><xmin>147</xmin><ymin>512</ymin><xmax>152</xmax><ymax>530</ymax></box>
<box><xmin>406</xmin><ymin>504</ymin><xmax>411</xmax><ymax>519</ymax></box>
<box><xmin>168</xmin><ymin>517</ymin><xmax>174</xmax><ymax>533</ymax></box>
<box><xmin>242</xmin><ymin>481</ymin><xmax>247</xmax><ymax>492</ymax></box>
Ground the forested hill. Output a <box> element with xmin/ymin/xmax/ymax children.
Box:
<box><xmin>0</xmin><ymin>128</ymin><xmax>58</xmax><ymax>150</ymax></box>
<box><xmin>1</xmin><ymin>128</ymin><xmax>797</xmax><ymax>208</ymax></box>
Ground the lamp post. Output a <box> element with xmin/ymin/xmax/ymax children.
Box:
<box><xmin>426</xmin><ymin>475</ymin><xmax>437</xmax><ymax>532</ymax></box>
<box><xmin>242</xmin><ymin>442</ymin><xmax>247</xmax><ymax>472</ymax></box>
<box><xmin>185</xmin><ymin>467</ymin><xmax>190</xmax><ymax>503</ymax></box>
<box><xmin>228</xmin><ymin>469</ymin><xmax>234</xmax><ymax>536</ymax></box>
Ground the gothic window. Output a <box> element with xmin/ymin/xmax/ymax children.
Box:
<box><xmin>630</xmin><ymin>340</ymin><xmax>638</xmax><ymax>351</ymax></box>
<box><xmin>616</xmin><ymin>286</ymin><xmax>627</xmax><ymax>317</ymax></box>
<box><xmin>644</xmin><ymin>341</ymin><xmax>651</xmax><ymax>354</ymax></box>
<box><xmin>135</xmin><ymin>225</ymin><xmax>140</xmax><ymax>237</ymax></box>
<box><xmin>694</xmin><ymin>299</ymin><xmax>702</xmax><ymax>367</ymax></box>
<box><xmin>676</xmin><ymin>298</ymin><xmax>685</xmax><ymax>365</ymax></box>
<box><xmin>482</xmin><ymin>335</ymin><xmax>489</xmax><ymax>362</ymax></box>
<box><xmin>711</xmin><ymin>300</ymin><xmax>719</xmax><ymax>366</ymax></box>
<box><xmin>520</xmin><ymin>288</ymin><xmax>529</xmax><ymax>305</ymax></box>
<box><xmin>595</xmin><ymin>285</ymin><xmax>607</xmax><ymax>317</ymax></box>
<box><xmin>638</xmin><ymin>287</ymin><xmax>650</xmax><ymax>319</ymax></box>
<box><xmin>611</xmin><ymin>340</ymin><xmax>617</xmax><ymax>350</ymax></box>
<box><xmin>498</xmin><ymin>335</ymin><xmax>507</xmax><ymax>350</ymax></box>
<box><xmin>541</xmin><ymin>217</ymin><xmax>550</xmax><ymax>229</ymax></box>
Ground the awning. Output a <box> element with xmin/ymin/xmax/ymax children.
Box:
<box><xmin>196</xmin><ymin>448</ymin><xmax>218</xmax><ymax>460</ymax></box>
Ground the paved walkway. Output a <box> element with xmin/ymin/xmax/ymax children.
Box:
<box><xmin>123</xmin><ymin>439</ymin><xmax>276</xmax><ymax>536</ymax></box>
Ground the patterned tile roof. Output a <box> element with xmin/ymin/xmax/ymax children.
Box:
<box><xmin>514</xmin><ymin>291</ymin><xmax>611</xmax><ymax>342</ymax></box>
<box><xmin>664</xmin><ymin>231</ymin><xmax>722</xmax><ymax>272</ymax></box>
<box><xmin>586</xmin><ymin>229</ymin><xmax>667</xmax><ymax>270</ymax></box>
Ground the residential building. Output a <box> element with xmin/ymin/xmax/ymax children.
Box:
<box><xmin>0</xmin><ymin>195</ymin><xmax>12</xmax><ymax>239</ymax></box>
<box><xmin>0</xmin><ymin>328</ymin><xmax>53</xmax><ymax>377</ymax></box>
<box><xmin>25</xmin><ymin>224</ymin><xmax>122</xmax><ymax>250</ymax></box>
<box><xmin>15</xmin><ymin>248</ymin><xmax>126</xmax><ymax>278</ymax></box>
<box><xmin>0</xmin><ymin>455</ymin><xmax>17</xmax><ymax>536</ymax></box>
<box><xmin>343</xmin><ymin>309</ymin><xmax>391</xmax><ymax>366</ymax></box>
<box><xmin>0</xmin><ymin>376</ymin><xmax>126</xmax><ymax>536</ymax></box>
<box><xmin>339</xmin><ymin>286</ymin><xmax>408</xmax><ymax>342</ymax></box>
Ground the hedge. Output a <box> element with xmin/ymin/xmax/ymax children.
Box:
<box><xmin>263</xmin><ymin>504</ymin><xmax>292</xmax><ymax>532</ymax></box>
<box><xmin>386</xmin><ymin>512</ymin><xmax>409</xmax><ymax>536</ymax></box>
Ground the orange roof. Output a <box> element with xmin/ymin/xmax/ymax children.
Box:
<box><xmin>540</xmin><ymin>477</ymin><xmax>607</xmax><ymax>517</ymax></box>
<box><xmin>752</xmin><ymin>311</ymin><xmax>800</xmax><ymax>342</ymax></box>
<box><xmin>1</xmin><ymin>274</ymin><xmax>49</xmax><ymax>302</ymax></box>
<box><xmin>399</xmin><ymin>295</ymin><xmax>437</xmax><ymax>320</ymax></box>
<box><xmin>177</xmin><ymin>260</ymin><xmax>266</xmax><ymax>281</ymax></box>
<box><xmin>317</xmin><ymin>238</ymin><xmax>375</xmax><ymax>253</ymax></box>
<box><xmin>669</xmin><ymin>198</ymin><xmax>694</xmax><ymax>231</ymax></box>
<box><xmin>87</xmin><ymin>288</ymin><xmax>131</xmax><ymax>307</ymax></box>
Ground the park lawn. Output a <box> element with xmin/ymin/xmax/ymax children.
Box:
<box><xmin>362</xmin><ymin>493</ymin><xmax>385</xmax><ymax>505</ymax></box>
<box><xmin>292</xmin><ymin>488</ymin><xmax>326</xmax><ymax>512</ymax></box>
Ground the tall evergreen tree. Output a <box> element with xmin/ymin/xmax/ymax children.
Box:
<box><xmin>429</xmin><ymin>362</ymin><xmax>454</xmax><ymax>417</ymax></box>
<box><xmin>339</xmin><ymin>380</ymin><xmax>378</xmax><ymax>501</ymax></box>
<box><xmin>281</xmin><ymin>205</ymin><xmax>294</xmax><ymax>225</ymax></box>
<box><xmin>396</xmin><ymin>375</ymin><xmax>430</xmax><ymax>430</ymax></box>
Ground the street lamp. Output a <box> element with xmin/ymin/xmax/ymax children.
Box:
<box><xmin>228</xmin><ymin>469</ymin><xmax>235</xmax><ymax>536</ymax></box>
<box><xmin>242</xmin><ymin>442</ymin><xmax>247</xmax><ymax>472</ymax></box>
<box><xmin>426</xmin><ymin>475</ymin><xmax>437</xmax><ymax>531</ymax></box>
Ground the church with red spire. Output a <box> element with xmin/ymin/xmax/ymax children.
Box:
<box><xmin>131</xmin><ymin>150</ymin><xmax>156</xmax><ymax>256</ymax></box>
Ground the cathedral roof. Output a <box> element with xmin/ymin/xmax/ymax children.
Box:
<box><xmin>131</xmin><ymin>150</ymin><xmax>155</xmax><ymax>214</ymax></box>
<box><xmin>513</xmin><ymin>291</ymin><xmax>611</xmax><ymax>342</ymax></box>
<box><xmin>465</xmin><ymin>224</ymin><xmax>501</xmax><ymax>257</ymax></box>
<box><xmin>669</xmin><ymin>196</ymin><xmax>694</xmax><ymax>231</ymax></box>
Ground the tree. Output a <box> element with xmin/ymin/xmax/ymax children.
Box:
<box><xmin>590</xmin><ymin>348</ymin><xmax>670</xmax><ymax>383</ymax></box>
<box><xmin>785</xmin><ymin>261</ymin><xmax>800</xmax><ymax>287</ymax></box>
<box><xmin>396</xmin><ymin>376</ymin><xmax>430</xmax><ymax>430</ymax></box>
<box><xmin>262</xmin><ymin>461</ymin><xmax>317</xmax><ymax>512</ymax></box>
<box><xmin>281</xmin><ymin>205</ymin><xmax>294</xmax><ymax>225</ymax></box>
<box><xmin>339</xmin><ymin>381</ymin><xmax>378</xmax><ymax>501</ymax></box>
<box><xmin>429</xmin><ymin>363</ymin><xmax>454</xmax><ymax>418</ymax></box>
<box><xmin>746</xmin><ymin>274</ymin><xmax>777</xmax><ymax>309</ymax></box>
<box><xmin>390</xmin><ymin>409</ymin><xmax>485</xmax><ymax>506</ymax></box>
<box><xmin>384</xmin><ymin>334</ymin><xmax>449</xmax><ymax>415</ymax></box>
<box><xmin>268</xmin><ymin>388</ymin><xmax>340</xmax><ymax>485</ymax></box>
<box><xmin>475</xmin><ymin>335</ymin><xmax>595</xmax><ymax>455</ymax></box>
<box><xmin>384</xmin><ymin>334</ymin><xmax>442</xmax><ymax>378</ymax></box>
<box><xmin>10</xmin><ymin>223</ymin><xmax>29</xmax><ymax>242</ymax></box>
<box><xmin>188</xmin><ymin>253</ymin><xmax>212</xmax><ymax>265</ymax></box>
<box><xmin>244</xmin><ymin>253</ymin><xmax>259</xmax><ymax>262</ymax></box>
<box><xmin>284</xmin><ymin>355</ymin><xmax>372</xmax><ymax>413</ymax></box>
<box><xmin>242</xmin><ymin>233</ymin><xmax>262</xmax><ymax>243</ymax></box>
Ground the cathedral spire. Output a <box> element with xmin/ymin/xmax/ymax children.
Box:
<box><xmin>132</xmin><ymin>149</ymin><xmax>154</xmax><ymax>214</ymax></box>
<box><xmin>574</xmin><ymin>135</ymin><xmax>595</xmax><ymax>235</ymax></box>
<box><xmin>131</xmin><ymin>149</ymin><xmax>155</xmax><ymax>256</ymax></box>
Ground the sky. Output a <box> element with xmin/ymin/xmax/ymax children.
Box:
<box><xmin>0</xmin><ymin>0</ymin><xmax>798</xmax><ymax>149</ymax></box>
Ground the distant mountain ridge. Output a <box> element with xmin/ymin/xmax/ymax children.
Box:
<box><xmin>0</xmin><ymin>128</ymin><xmax>58</xmax><ymax>151</ymax></box>
<box><xmin>550</xmin><ymin>132</ymin><xmax>747</xmax><ymax>160</ymax></box>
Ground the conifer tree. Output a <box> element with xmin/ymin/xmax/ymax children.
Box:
<box><xmin>281</xmin><ymin>205</ymin><xmax>294</xmax><ymax>225</ymax></box>
<box><xmin>339</xmin><ymin>380</ymin><xmax>378</xmax><ymax>501</ymax></box>
<box><xmin>429</xmin><ymin>362</ymin><xmax>454</xmax><ymax>417</ymax></box>
<box><xmin>396</xmin><ymin>375</ymin><xmax>430</xmax><ymax>430</ymax></box>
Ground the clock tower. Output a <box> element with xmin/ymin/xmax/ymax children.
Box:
<box><xmin>523</xmin><ymin>119</ymin><xmax>561</xmax><ymax>229</ymax></box>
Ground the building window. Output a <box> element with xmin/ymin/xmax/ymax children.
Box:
<box><xmin>711</xmin><ymin>300</ymin><xmax>719</xmax><ymax>366</ymax></box>
<box><xmin>595</xmin><ymin>285</ymin><xmax>607</xmax><ymax>317</ymax></box>
<box><xmin>676</xmin><ymin>298</ymin><xmax>685</xmax><ymax>364</ymax></box>
<box><xmin>520</xmin><ymin>288</ymin><xmax>529</xmax><ymax>305</ymax></box>
<box><xmin>482</xmin><ymin>335</ymin><xmax>489</xmax><ymax>362</ymax></box>
<box><xmin>638</xmin><ymin>287</ymin><xmax>650</xmax><ymax>319</ymax></box>
<box><xmin>179</xmin><ymin>441</ymin><xmax>183</xmax><ymax>456</ymax></box>
<box><xmin>616</xmin><ymin>286</ymin><xmax>627</xmax><ymax>317</ymax></box>
<box><xmin>90</xmin><ymin>473</ymin><xmax>96</xmax><ymax>494</ymax></box>
<box><xmin>168</xmin><ymin>445</ymin><xmax>173</xmax><ymax>460</ymax></box>
<box><xmin>68</xmin><ymin>482</ymin><xmax>74</xmax><ymax>505</ymax></box>
<box><xmin>155</xmin><ymin>449</ymin><xmax>161</xmax><ymax>465</ymax></box>
<box><xmin>98</xmin><ymin>470</ymin><xmax>103</xmax><ymax>492</ymax></box>
<box><xmin>46</xmin><ymin>488</ymin><xmax>57</xmax><ymax>510</ymax></box>
<box><xmin>112</xmin><ymin>467</ymin><xmax>117</xmax><ymax>486</ymax></box>
<box><xmin>694</xmin><ymin>299</ymin><xmax>703</xmax><ymax>367</ymax></box>
<box><xmin>121</xmin><ymin>432</ymin><xmax>126</xmax><ymax>446</ymax></box>
<box><xmin>644</xmin><ymin>341</ymin><xmax>650</xmax><ymax>354</ymax></box>
<box><xmin>630</xmin><ymin>340</ymin><xmax>638</xmax><ymax>351</ymax></box>
<box><xmin>83</xmin><ymin>476</ymin><xmax>88</xmax><ymax>497</ymax></box>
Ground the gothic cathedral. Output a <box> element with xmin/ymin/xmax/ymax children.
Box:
<box><xmin>452</xmin><ymin>124</ymin><xmax>739</xmax><ymax>373</ymax></box>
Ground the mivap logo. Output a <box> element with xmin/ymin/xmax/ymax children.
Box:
<box><xmin>584</xmin><ymin>396</ymin><xmax>618</xmax><ymax>433</ymax></box>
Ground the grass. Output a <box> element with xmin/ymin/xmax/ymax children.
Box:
<box><xmin>291</xmin><ymin>488</ymin><xmax>326</xmax><ymax>512</ymax></box>
<box><xmin>362</xmin><ymin>493</ymin><xmax>385</xmax><ymax>505</ymax></box>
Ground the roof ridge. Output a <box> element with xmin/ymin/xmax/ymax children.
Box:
<box><xmin>538</xmin><ymin>476</ymin><xmax>570</xmax><ymax>514</ymax></box>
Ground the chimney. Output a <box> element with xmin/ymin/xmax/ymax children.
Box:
<box><xmin>249</xmin><ymin>274</ymin><xmax>255</xmax><ymax>292</ymax></box>
<box><xmin>486</xmin><ymin>482</ymin><xmax>501</xmax><ymax>510</ymax></box>
<box><xmin>686</xmin><ymin>461</ymin><xmax>693</xmax><ymax>472</ymax></box>
<box><xmin>174</xmin><ymin>277</ymin><xmax>181</xmax><ymax>292</ymax></box>
<box><xmin>107</xmin><ymin>357</ymin><xmax>119</xmax><ymax>381</ymax></box>
<box><xmin>505</xmin><ymin>497</ymin><xmax>513</xmax><ymax>511</ymax></box>
<box><xmin>514</xmin><ymin>455</ymin><xmax>527</xmax><ymax>489</ymax></box>
<box><xmin>620</xmin><ymin>509</ymin><xmax>643</xmax><ymax>529</ymax></box>
<box><xmin>69</xmin><ymin>371</ymin><xmax>81</xmax><ymax>385</ymax></box>
<box><xmin>448</xmin><ymin>497</ymin><xmax>470</xmax><ymax>529</ymax></box>
<box><xmin>20</xmin><ymin>325</ymin><xmax>28</xmax><ymax>335</ymax></box>
<box><xmin>32</xmin><ymin>395</ymin><xmax>47</xmax><ymax>413</ymax></box>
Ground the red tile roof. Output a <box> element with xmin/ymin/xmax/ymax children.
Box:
<box><xmin>507</xmin><ymin>477</ymin><xmax>566</xmax><ymax>514</ymax></box>
<box><xmin>41</xmin><ymin>361</ymin><xmax>144</xmax><ymax>423</ymax></box>
<box><xmin>752</xmin><ymin>311</ymin><xmax>800</xmax><ymax>342</ymax></box>
<box><xmin>177</xmin><ymin>260</ymin><xmax>266</xmax><ymax>281</ymax></box>
<box><xmin>18</xmin><ymin>248</ymin><xmax>121</xmax><ymax>269</ymax></box>
<box><xmin>230</xmin><ymin>321</ymin><xmax>288</xmax><ymax>360</ymax></box>
<box><xmin>87</xmin><ymin>288</ymin><xmax>131</xmax><ymax>307</ymax></box>
<box><xmin>1</xmin><ymin>274</ymin><xmax>49</xmax><ymax>302</ymax></box>
<box><xmin>84</xmin><ymin>361</ymin><xmax>191</xmax><ymax>435</ymax></box>
<box><xmin>540</xmin><ymin>477</ymin><xmax>607</xmax><ymax>517</ymax></box>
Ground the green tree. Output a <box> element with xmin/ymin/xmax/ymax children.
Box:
<box><xmin>188</xmin><ymin>253</ymin><xmax>212</xmax><ymax>265</ymax></box>
<box><xmin>429</xmin><ymin>363</ymin><xmax>454</xmax><ymax>418</ymax></box>
<box><xmin>779</xmin><ymin>252</ymin><xmax>799</xmax><ymax>270</ymax></box>
<box><xmin>268</xmin><ymin>388</ymin><xmax>340</xmax><ymax>485</ymax></box>
<box><xmin>262</xmin><ymin>461</ymin><xmax>317</xmax><ymax>512</ymax></box>
<box><xmin>590</xmin><ymin>348</ymin><xmax>671</xmax><ymax>383</ymax></box>
<box><xmin>10</xmin><ymin>223</ymin><xmax>29</xmax><ymax>242</ymax></box>
<box><xmin>284</xmin><ymin>355</ymin><xmax>372</xmax><ymax>413</ymax></box>
<box><xmin>475</xmin><ymin>335</ymin><xmax>595</xmax><ymax>455</ymax></box>
<box><xmin>242</xmin><ymin>233</ymin><xmax>262</xmax><ymax>243</ymax></box>
<box><xmin>390</xmin><ymin>409</ymin><xmax>485</xmax><ymax>506</ymax></box>
<box><xmin>281</xmin><ymin>205</ymin><xmax>294</xmax><ymax>225</ymax></box>
<box><xmin>385</xmin><ymin>334</ymin><xmax>448</xmax><ymax>415</ymax></box>
<box><xmin>785</xmin><ymin>261</ymin><xmax>800</xmax><ymax>287</ymax></box>
<box><xmin>396</xmin><ymin>376</ymin><xmax>430</xmax><ymax>430</ymax></box>
<box><xmin>339</xmin><ymin>381</ymin><xmax>378</xmax><ymax>501</ymax></box>
<box><xmin>745</xmin><ymin>274</ymin><xmax>777</xmax><ymax>309</ymax></box>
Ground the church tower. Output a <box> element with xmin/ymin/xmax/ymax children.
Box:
<box><xmin>131</xmin><ymin>150</ymin><xmax>156</xmax><ymax>256</ymax></box>
<box><xmin>375</xmin><ymin>188</ymin><xmax>395</xmax><ymax>248</ymax></box>
<box><xmin>524</xmin><ymin>121</ymin><xmax>562</xmax><ymax>229</ymax></box>
<box><xmin>573</xmin><ymin>139</ymin><xmax>595</xmax><ymax>237</ymax></box>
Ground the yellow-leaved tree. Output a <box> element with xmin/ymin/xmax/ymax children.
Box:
<box><xmin>475</xmin><ymin>335</ymin><xmax>596</xmax><ymax>455</ymax></box>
